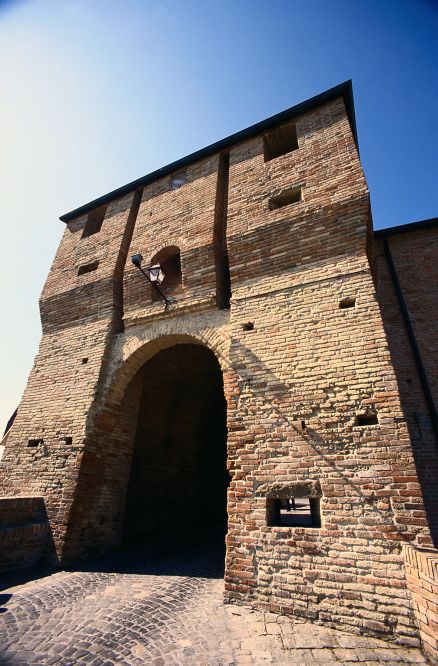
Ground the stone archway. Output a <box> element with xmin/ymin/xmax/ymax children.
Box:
<box><xmin>122</xmin><ymin>343</ymin><xmax>228</xmax><ymax>543</ymax></box>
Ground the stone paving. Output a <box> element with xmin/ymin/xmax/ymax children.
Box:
<box><xmin>0</xmin><ymin>538</ymin><xmax>428</xmax><ymax>665</ymax></box>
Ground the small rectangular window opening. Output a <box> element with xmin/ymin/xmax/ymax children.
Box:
<box><xmin>242</xmin><ymin>322</ymin><xmax>254</xmax><ymax>331</ymax></box>
<box><xmin>264</xmin><ymin>122</ymin><xmax>298</xmax><ymax>162</ymax></box>
<box><xmin>81</xmin><ymin>206</ymin><xmax>106</xmax><ymax>239</ymax></box>
<box><xmin>78</xmin><ymin>260</ymin><xmax>99</xmax><ymax>276</ymax></box>
<box><xmin>63</xmin><ymin>436</ymin><xmax>73</xmax><ymax>445</ymax></box>
<box><xmin>356</xmin><ymin>413</ymin><xmax>378</xmax><ymax>426</ymax></box>
<box><xmin>340</xmin><ymin>297</ymin><xmax>356</xmax><ymax>309</ymax></box>
<box><xmin>28</xmin><ymin>438</ymin><xmax>43</xmax><ymax>447</ymax></box>
<box><xmin>269</xmin><ymin>186</ymin><xmax>302</xmax><ymax>210</ymax></box>
<box><xmin>267</xmin><ymin>497</ymin><xmax>321</xmax><ymax>528</ymax></box>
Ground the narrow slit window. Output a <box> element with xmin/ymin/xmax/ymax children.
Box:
<box><xmin>267</xmin><ymin>497</ymin><xmax>321</xmax><ymax>528</ymax></box>
<box><xmin>264</xmin><ymin>122</ymin><xmax>298</xmax><ymax>161</ymax></box>
<box><xmin>356</xmin><ymin>413</ymin><xmax>378</xmax><ymax>426</ymax></box>
<box><xmin>269</xmin><ymin>186</ymin><xmax>302</xmax><ymax>210</ymax></box>
<box><xmin>78</xmin><ymin>261</ymin><xmax>99</xmax><ymax>276</ymax></box>
<box><xmin>81</xmin><ymin>206</ymin><xmax>106</xmax><ymax>238</ymax></box>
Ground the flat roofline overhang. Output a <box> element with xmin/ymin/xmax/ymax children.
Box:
<box><xmin>374</xmin><ymin>217</ymin><xmax>438</xmax><ymax>238</ymax></box>
<box><xmin>60</xmin><ymin>80</ymin><xmax>357</xmax><ymax>223</ymax></box>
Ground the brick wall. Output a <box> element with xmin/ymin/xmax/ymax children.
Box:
<box><xmin>123</xmin><ymin>155</ymin><xmax>222</xmax><ymax>317</ymax></box>
<box><xmin>404</xmin><ymin>544</ymin><xmax>438</xmax><ymax>661</ymax></box>
<box><xmin>0</xmin><ymin>191</ymin><xmax>141</xmax><ymax>559</ymax></box>
<box><xmin>376</xmin><ymin>228</ymin><xmax>438</xmax><ymax>545</ymax></box>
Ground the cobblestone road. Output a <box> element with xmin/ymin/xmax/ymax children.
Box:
<box><xmin>0</xmin><ymin>538</ymin><xmax>428</xmax><ymax>665</ymax></box>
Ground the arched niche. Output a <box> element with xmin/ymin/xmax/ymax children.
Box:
<box><xmin>150</xmin><ymin>246</ymin><xmax>183</xmax><ymax>302</ymax></box>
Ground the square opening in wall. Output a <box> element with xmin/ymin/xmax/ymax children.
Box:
<box><xmin>267</xmin><ymin>497</ymin><xmax>321</xmax><ymax>528</ymax></box>
<box><xmin>340</xmin><ymin>297</ymin><xmax>356</xmax><ymax>309</ymax></box>
<box><xmin>264</xmin><ymin>122</ymin><xmax>298</xmax><ymax>161</ymax></box>
<box><xmin>28</xmin><ymin>438</ymin><xmax>43</xmax><ymax>447</ymax></box>
<box><xmin>269</xmin><ymin>186</ymin><xmax>302</xmax><ymax>210</ymax></box>
<box><xmin>356</xmin><ymin>413</ymin><xmax>378</xmax><ymax>426</ymax></box>
<box><xmin>77</xmin><ymin>260</ymin><xmax>99</xmax><ymax>276</ymax></box>
<box><xmin>81</xmin><ymin>206</ymin><xmax>106</xmax><ymax>239</ymax></box>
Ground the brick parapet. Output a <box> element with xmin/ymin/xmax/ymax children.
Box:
<box><xmin>0</xmin><ymin>496</ymin><xmax>50</xmax><ymax>572</ymax></box>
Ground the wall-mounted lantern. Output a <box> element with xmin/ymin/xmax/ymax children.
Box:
<box><xmin>131</xmin><ymin>253</ymin><xmax>175</xmax><ymax>307</ymax></box>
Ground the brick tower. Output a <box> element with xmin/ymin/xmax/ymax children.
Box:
<box><xmin>1</xmin><ymin>81</ymin><xmax>437</xmax><ymax>657</ymax></box>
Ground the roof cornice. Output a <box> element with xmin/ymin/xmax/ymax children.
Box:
<box><xmin>374</xmin><ymin>218</ymin><xmax>438</xmax><ymax>238</ymax></box>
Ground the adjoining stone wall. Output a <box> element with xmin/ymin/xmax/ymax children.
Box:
<box><xmin>376</xmin><ymin>228</ymin><xmax>438</xmax><ymax>546</ymax></box>
<box><xmin>404</xmin><ymin>544</ymin><xmax>438</xmax><ymax>661</ymax></box>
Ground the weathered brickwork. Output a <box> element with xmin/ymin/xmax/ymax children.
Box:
<box><xmin>0</xmin><ymin>496</ymin><xmax>49</xmax><ymax>572</ymax></box>
<box><xmin>1</xmin><ymin>82</ymin><xmax>437</xmax><ymax>654</ymax></box>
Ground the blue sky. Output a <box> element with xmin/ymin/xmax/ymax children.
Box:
<box><xmin>0</xmin><ymin>0</ymin><xmax>437</xmax><ymax>429</ymax></box>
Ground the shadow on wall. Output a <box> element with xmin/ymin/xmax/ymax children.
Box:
<box><xmin>0</xmin><ymin>496</ymin><xmax>58</xmax><ymax>585</ymax></box>
<box><xmin>230</xmin><ymin>335</ymin><xmax>432</xmax><ymax>545</ymax></box>
<box><xmin>376</xmin><ymin>248</ymin><xmax>438</xmax><ymax>547</ymax></box>
<box><xmin>63</xmin><ymin>527</ymin><xmax>226</xmax><ymax>579</ymax></box>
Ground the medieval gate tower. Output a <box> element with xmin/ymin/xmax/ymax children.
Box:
<box><xmin>1</xmin><ymin>81</ymin><xmax>438</xmax><ymax>658</ymax></box>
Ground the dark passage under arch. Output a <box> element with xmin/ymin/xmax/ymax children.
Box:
<box><xmin>122</xmin><ymin>344</ymin><xmax>228</xmax><ymax>543</ymax></box>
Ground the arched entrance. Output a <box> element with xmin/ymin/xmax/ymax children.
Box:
<box><xmin>121</xmin><ymin>343</ymin><xmax>228</xmax><ymax>544</ymax></box>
